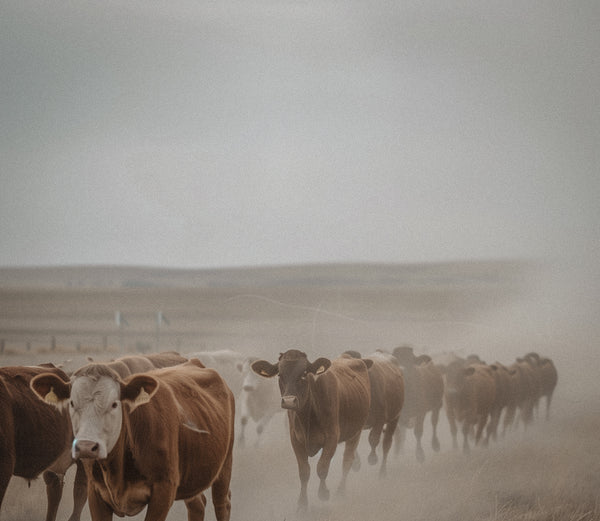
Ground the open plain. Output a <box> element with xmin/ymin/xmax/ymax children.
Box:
<box><xmin>0</xmin><ymin>261</ymin><xmax>598</xmax><ymax>521</ymax></box>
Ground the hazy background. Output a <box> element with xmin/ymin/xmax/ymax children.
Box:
<box><xmin>1</xmin><ymin>0</ymin><xmax>599</xmax><ymax>273</ymax></box>
<box><xmin>1</xmin><ymin>4</ymin><xmax>600</xmax><ymax>518</ymax></box>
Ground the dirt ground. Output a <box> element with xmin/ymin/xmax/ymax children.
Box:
<box><xmin>1</xmin><ymin>262</ymin><xmax>599</xmax><ymax>520</ymax></box>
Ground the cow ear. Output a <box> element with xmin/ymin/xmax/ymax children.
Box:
<box><xmin>308</xmin><ymin>358</ymin><xmax>331</xmax><ymax>375</ymax></box>
<box><xmin>362</xmin><ymin>358</ymin><xmax>374</xmax><ymax>370</ymax></box>
<box><xmin>31</xmin><ymin>373</ymin><xmax>71</xmax><ymax>409</ymax></box>
<box><xmin>251</xmin><ymin>360</ymin><xmax>279</xmax><ymax>378</ymax></box>
<box><xmin>121</xmin><ymin>375</ymin><xmax>159</xmax><ymax>412</ymax></box>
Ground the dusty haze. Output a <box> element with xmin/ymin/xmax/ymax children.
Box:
<box><xmin>0</xmin><ymin>261</ymin><xmax>598</xmax><ymax>520</ymax></box>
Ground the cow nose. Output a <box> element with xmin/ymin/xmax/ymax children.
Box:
<box><xmin>73</xmin><ymin>439</ymin><xmax>100</xmax><ymax>459</ymax></box>
<box><xmin>281</xmin><ymin>395</ymin><xmax>299</xmax><ymax>410</ymax></box>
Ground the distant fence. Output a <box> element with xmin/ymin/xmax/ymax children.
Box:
<box><xmin>0</xmin><ymin>311</ymin><xmax>198</xmax><ymax>355</ymax></box>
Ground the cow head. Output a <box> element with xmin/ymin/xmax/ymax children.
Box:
<box><xmin>251</xmin><ymin>349</ymin><xmax>331</xmax><ymax>411</ymax></box>
<box><xmin>239</xmin><ymin>357</ymin><xmax>261</xmax><ymax>392</ymax></box>
<box><xmin>31</xmin><ymin>364</ymin><xmax>159</xmax><ymax>460</ymax></box>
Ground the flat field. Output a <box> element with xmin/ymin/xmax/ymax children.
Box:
<box><xmin>0</xmin><ymin>261</ymin><xmax>598</xmax><ymax>520</ymax></box>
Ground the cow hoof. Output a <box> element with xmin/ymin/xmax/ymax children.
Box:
<box><xmin>318</xmin><ymin>486</ymin><xmax>330</xmax><ymax>501</ymax></box>
<box><xmin>432</xmin><ymin>437</ymin><xmax>440</xmax><ymax>452</ymax></box>
<box><xmin>352</xmin><ymin>454</ymin><xmax>361</xmax><ymax>471</ymax></box>
<box><xmin>416</xmin><ymin>448</ymin><xmax>425</xmax><ymax>464</ymax></box>
<box><xmin>297</xmin><ymin>496</ymin><xmax>308</xmax><ymax>512</ymax></box>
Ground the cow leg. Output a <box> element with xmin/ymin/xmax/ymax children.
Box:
<box><xmin>545</xmin><ymin>392</ymin><xmax>554</xmax><ymax>421</ymax></box>
<box><xmin>394</xmin><ymin>423</ymin><xmax>406</xmax><ymax>455</ymax></box>
<box><xmin>380</xmin><ymin>417</ymin><xmax>399</xmax><ymax>478</ymax></box>
<box><xmin>238</xmin><ymin>416</ymin><xmax>247</xmax><ymax>446</ymax></box>
<box><xmin>317</xmin><ymin>438</ymin><xmax>338</xmax><ymax>501</ymax></box>
<box><xmin>462</xmin><ymin>421</ymin><xmax>471</xmax><ymax>454</ymax></box>
<box><xmin>43</xmin><ymin>471</ymin><xmax>64</xmax><ymax>521</ymax></box>
<box><xmin>502</xmin><ymin>404</ymin><xmax>516</xmax><ymax>436</ymax></box>
<box><xmin>337</xmin><ymin>431</ymin><xmax>361</xmax><ymax>497</ymax></box>
<box><xmin>446</xmin><ymin>405</ymin><xmax>459</xmax><ymax>449</ymax></box>
<box><xmin>487</xmin><ymin>407</ymin><xmax>501</xmax><ymax>444</ymax></box>
<box><xmin>67</xmin><ymin>460</ymin><xmax>88</xmax><ymax>521</ymax></box>
<box><xmin>87</xmin><ymin>486</ymin><xmax>114</xmax><ymax>521</ymax></box>
<box><xmin>290</xmin><ymin>432</ymin><xmax>310</xmax><ymax>510</ymax></box>
<box><xmin>0</xmin><ymin>452</ymin><xmax>14</xmax><ymax>515</ymax></box>
<box><xmin>474</xmin><ymin>414</ymin><xmax>487</xmax><ymax>446</ymax></box>
<box><xmin>144</xmin><ymin>481</ymin><xmax>177</xmax><ymax>521</ymax></box>
<box><xmin>368</xmin><ymin>423</ymin><xmax>383</xmax><ymax>466</ymax></box>
<box><xmin>254</xmin><ymin>412</ymin><xmax>275</xmax><ymax>447</ymax></box>
<box><xmin>185</xmin><ymin>492</ymin><xmax>207</xmax><ymax>521</ymax></box>
<box><xmin>431</xmin><ymin>407</ymin><xmax>441</xmax><ymax>452</ymax></box>
<box><xmin>211</xmin><ymin>445</ymin><xmax>233</xmax><ymax>521</ymax></box>
<box><xmin>414</xmin><ymin>414</ymin><xmax>425</xmax><ymax>463</ymax></box>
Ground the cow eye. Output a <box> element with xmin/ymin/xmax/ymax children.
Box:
<box><xmin>111</xmin><ymin>402</ymin><xmax>118</xmax><ymax>409</ymax></box>
<box><xmin>70</xmin><ymin>400</ymin><xmax>74</xmax><ymax>408</ymax></box>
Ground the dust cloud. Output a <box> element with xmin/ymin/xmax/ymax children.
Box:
<box><xmin>1</xmin><ymin>260</ymin><xmax>599</xmax><ymax>520</ymax></box>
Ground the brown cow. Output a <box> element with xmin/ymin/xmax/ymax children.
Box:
<box><xmin>510</xmin><ymin>358</ymin><xmax>540</xmax><ymax>428</ymax></box>
<box><xmin>488</xmin><ymin>362</ymin><xmax>515</xmax><ymax>440</ymax></box>
<box><xmin>343</xmin><ymin>350</ymin><xmax>404</xmax><ymax>477</ymax></box>
<box><xmin>392</xmin><ymin>346</ymin><xmax>444</xmax><ymax>462</ymax></box>
<box><xmin>523</xmin><ymin>352</ymin><xmax>558</xmax><ymax>420</ymax></box>
<box><xmin>443</xmin><ymin>362</ymin><xmax>496</xmax><ymax>453</ymax></box>
<box><xmin>31</xmin><ymin>359</ymin><xmax>235</xmax><ymax>521</ymax></box>
<box><xmin>251</xmin><ymin>349</ymin><xmax>371</xmax><ymax>510</ymax></box>
<box><xmin>0</xmin><ymin>364</ymin><xmax>87</xmax><ymax>521</ymax></box>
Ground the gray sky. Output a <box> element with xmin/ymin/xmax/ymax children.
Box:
<box><xmin>1</xmin><ymin>1</ymin><xmax>599</xmax><ymax>268</ymax></box>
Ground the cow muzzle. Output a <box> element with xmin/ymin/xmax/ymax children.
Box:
<box><xmin>281</xmin><ymin>395</ymin><xmax>299</xmax><ymax>410</ymax></box>
<box><xmin>72</xmin><ymin>438</ymin><xmax>102</xmax><ymax>460</ymax></box>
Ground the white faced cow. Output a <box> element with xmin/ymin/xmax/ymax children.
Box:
<box><xmin>31</xmin><ymin>359</ymin><xmax>234</xmax><ymax>521</ymax></box>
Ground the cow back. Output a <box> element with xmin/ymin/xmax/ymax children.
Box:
<box><xmin>364</xmin><ymin>352</ymin><xmax>404</xmax><ymax>428</ymax></box>
<box><xmin>323</xmin><ymin>357</ymin><xmax>371</xmax><ymax>442</ymax></box>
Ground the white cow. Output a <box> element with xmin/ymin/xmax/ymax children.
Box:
<box><xmin>187</xmin><ymin>349</ymin><xmax>245</xmax><ymax>397</ymax></box>
<box><xmin>237</xmin><ymin>357</ymin><xmax>282</xmax><ymax>446</ymax></box>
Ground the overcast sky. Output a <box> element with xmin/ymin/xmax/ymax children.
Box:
<box><xmin>1</xmin><ymin>1</ymin><xmax>598</xmax><ymax>269</ymax></box>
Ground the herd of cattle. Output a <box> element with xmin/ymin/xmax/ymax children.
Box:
<box><xmin>0</xmin><ymin>346</ymin><xmax>558</xmax><ymax>520</ymax></box>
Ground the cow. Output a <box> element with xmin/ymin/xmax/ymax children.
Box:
<box><xmin>523</xmin><ymin>352</ymin><xmax>558</xmax><ymax>420</ymax></box>
<box><xmin>236</xmin><ymin>357</ymin><xmax>282</xmax><ymax>446</ymax></box>
<box><xmin>31</xmin><ymin>358</ymin><xmax>235</xmax><ymax>521</ymax></box>
<box><xmin>251</xmin><ymin>349</ymin><xmax>372</xmax><ymax>510</ymax></box>
<box><xmin>509</xmin><ymin>358</ymin><xmax>540</xmax><ymax>428</ymax></box>
<box><xmin>392</xmin><ymin>346</ymin><xmax>444</xmax><ymax>462</ymax></box>
<box><xmin>343</xmin><ymin>350</ymin><xmax>404</xmax><ymax>477</ymax></box>
<box><xmin>0</xmin><ymin>364</ymin><xmax>87</xmax><ymax>521</ymax></box>
<box><xmin>442</xmin><ymin>362</ymin><xmax>496</xmax><ymax>453</ymax></box>
<box><xmin>487</xmin><ymin>362</ymin><xmax>514</xmax><ymax>441</ymax></box>
<box><xmin>187</xmin><ymin>349</ymin><xmax>245</xmax><ymax>396</ymax></box>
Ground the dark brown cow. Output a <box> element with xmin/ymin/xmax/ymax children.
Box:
<box><xmin>442</xmin><ymin>362</ymin><xmax>496</xmax><ymax>453</ymax></box>
<box><xmin>31</xmin><ymin>358</ymin><xmax>234</xmax><ymax>521</ymax></box>
<box><xmin>439</xmin><ymin>356</ymin><xmax>467</xmax><ymax>449</ymax></box>
<box><xmin>523</xmin><ymin>352</ymin><xmax>558</xmax><ymax>420</ymax></box>
<box><xmin>251</xmin><ymin>349</ymin><xmax>371</xmax><ymax>509</ymax></box>
<box><xmin>510</xmin><ymin>358</ymin><xmax>540</xmax><ymax>428</ymax></box>
<box><xmin>343</xmin><ymin>350</ymin><xmax>404</xmax><ymax>477</ymax></box>
<box><xmin>0</xmin><ymin>365</ymin><xmax>87</xmax><ymax>521</ymax></box>
<box><xmin>488</xmin><ymin>362</ymin><xmax>515</xmax><ymax>440</ymax></box>
<box><xmin>392</xmin><ymin>346</ymin><xmax>444</xmax><ymax>462</ymax></box>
